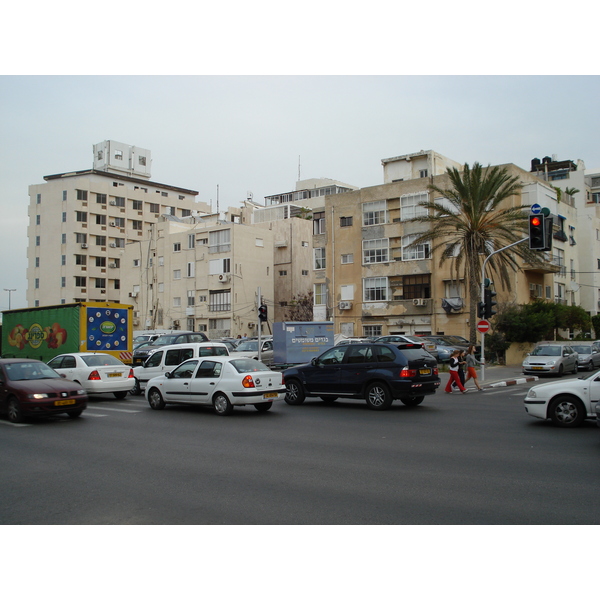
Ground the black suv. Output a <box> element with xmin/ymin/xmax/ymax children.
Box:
<box><xmin>283</xmin><ymin>343</ymin><xmax>440</xmax><ymax>410</ymax></box>
<box><xmin>132</xmin><ymin>331</ymin><xmax>208</xmax><ymax>365</ymax></box>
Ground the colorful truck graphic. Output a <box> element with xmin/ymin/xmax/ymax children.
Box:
<box><xmin>2</xmin><ymin>302</ymin><xmax>134</xmax><ymax>364</ymax></box>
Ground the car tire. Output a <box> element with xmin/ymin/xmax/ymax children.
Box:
<box><xmin>114</xmin><ymin>391</ymin><xmax>128</xmax><ymax>400</ymax></box>
<box><xmin>557</xmin><ymin>364</ymin><xmax>564</xmax><ymax>377</ymax></box>
<box><xmin>7</xmin><ymin>397</ymin><xmax>23</xmax><ymax>423</ymax></box>
<box><xmin>320</xmin><ymin>395</ymin><xmax>338</xmax><ymax>403</ymax></box>
<box><xmin>284</xmin><ymin>379</ymin><xmax>306</xmax><ymax>405</ymax></box>
<box><xmin>147</xmin><ymin>387</ymin><xmax>166</xmax><ymax>410</ymax></box>
<box><xmin>130</xmin><ymin>379</ymin><xmax>141</xmax><ymax>395</ymax></box>
<box><xmin>254</xmin><ymin>402</ymin><xmax>273</xmax><ymax>412</ymax></box>
<box><xmin>548</xmin><ymin>395</ymin><xmax>586</xmax><ymax>427</ymax></box>
<box><xmin>365</xmin><ymin>382</ymin><xmax>393</xmax><ymax>410</ymax></box>
<box><xmin>66</xmin><ymin>408</ymin><xmax>83</xmax><ymax>418</ymax></box>
<box><xmin>213</xmin><ymin>392</ymin><xmax>234</xmax><ymax>416</ymax></box>
<box><xmin>400</xmin><ymin>396</ymin><xmax>424</xmax><ymax>406</ymax></box>
<box><xmin>573</xmin><ymin>363</ymin><xmax>578</xmax><ymax>375</ymax></box>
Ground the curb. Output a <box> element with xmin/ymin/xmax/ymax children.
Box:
<box><xmin>483</xmin><ymin>376</ymin><xmax>539</xmax><ymax>389</ymax></box>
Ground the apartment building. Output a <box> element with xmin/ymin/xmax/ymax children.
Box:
<box><xmin>27</xmin><ymin>141</ymin><xmax>201</xmax><ymax>307</ymax></box>
<box><xmin>120</xmin><ymin>214</ymin><xmax>275</xmax><ymax>338</ymax></box>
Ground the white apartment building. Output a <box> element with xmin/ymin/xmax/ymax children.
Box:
<box><xmin>120</xmin><ymin>214</ymin><xmax>275</xmax><ymax>338</ymax></box>
<box><xmin>27</xmin><ymin>141</ymin><xmax>201</xmax><ymax>308</ymax></box>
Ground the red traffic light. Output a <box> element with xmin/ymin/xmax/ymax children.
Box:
<box><xmin>530</xmin><ymin>216</ymin><xmax>541</xmax><ymax>227</ymax></box>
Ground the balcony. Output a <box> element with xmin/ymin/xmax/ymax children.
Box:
<box><xmin>523</xmin><ymin>253</ymin><xmax>561</xmax><ymax>274</ymax></box>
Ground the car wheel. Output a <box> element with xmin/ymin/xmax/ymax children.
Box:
<box><xmin>130</xmin><ymin>379</ymin><xmax>141</xmax><ymax>395</ymax></box>
<box><xmin>548</xmin><ymin>395</ymin><xmax>586</xmax><ymax>427</ymax></box>
<box><xmin>557</xmin><ymin>364</ymin><xmax>564</xmax><ymax>377</ymax></box>
<box><xmin>284</xmin><ymin>379</ymin><xmax>306</xmax><ymax>405</ymax></box>
<box><xmin>365</xmin><ymin>382</ymin><xmax>393</xmax><ymax>410</ymax></box>
<box><xmin>400</xmin><ymin>396</ymin><xmax>424</xmax><ymax>406</ymax></box>
<box><xmin>320</xmin><ymin>395</ymin><xmax>338</xmax><ymax>404</ymax></box>
<box><xmin>254</xmin><ymin>402</ymin><xmax>273</xmax><ymax>412</ymax></box>
<box><xmin>66</xmin><ymin>408</ymin><xmax>83</xmax><ymax>419</ymax></box>
<box><xmin>113</xmin><ymin>391</ymin><xmax>128</xmax><ymax>400</ymax></box>
<box><xmin>147</xmin><ymin>388</ymin><xmax>165</xmax><ymax>410</ymax></box>
<box><xmin>7</xmin><ymin>397</ymin><xmax>23</xmax><ymax>423</ymax></box>
<box><xmin>573</xmin><ymin>363</ymin><xmax>578</xmax><ymax>375</ymax></box>
<box><xmin>213</xmin><ymin>392</ymin><xmax>234</xmax><ymax>416</ymax></box>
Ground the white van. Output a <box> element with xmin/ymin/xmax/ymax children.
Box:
<box><xmin>131</xmin><ymin>342</ymin><xmax>229</xmax><ymax>394</ymax></box>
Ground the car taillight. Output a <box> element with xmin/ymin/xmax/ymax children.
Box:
<box><xmin>88</xmin><ymin>370</ymin><xmax>101</xmax><ymax>381</ymax></box>
<box><xmin>242</xmin><ymin>375</ymin><xmax>255</xmax><ymax>388</ymax></box>
<box><xmin>433</xmin><ymin>367</ymin><xmax>439</xmax><ymax>375</ymax></box>
<box><xmin>128</xmin><ymin>369</ymin><xmax>134</xmax><ymax>378</ymax></box>
<box><xmin>400</xmin><ymin>367</ymin><xmax>417</xmax><ymax>378</ymax></box>
<box><xmin>281</xmin><ymin>374</ymin><xmax>285</xmax><ymax>385</ymax></box>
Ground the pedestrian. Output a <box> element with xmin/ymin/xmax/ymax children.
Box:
<box><xmin>445</xmin><ymin>350</ymin><xmax>467</xmax><ymax>393</ymax></box>
<box><xmin>452</xmin><ymin>350</ymin><xmax>466</xmax><ymax>390</ymax></box>
<box><xmin>465</xmin><ymin>345</ymin><xmax>483</xmax><ymax>391</ymax></box>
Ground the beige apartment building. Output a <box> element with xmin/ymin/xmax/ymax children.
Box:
<box><xmin>27</xmin><ymin>141</ymin><xmax>201</xmax><ymax>307</ymax></box>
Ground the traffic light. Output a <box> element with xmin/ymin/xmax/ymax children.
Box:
<box><xmin>484</xmin><ymin>289</ymin><xmax>497</xmax><ymax>319</ymax></box>
<box><xmin>258</xmin><ymin>304</ymin><xmax>268</xmax><ymax>322</ymax></box>
<box><xmin>529</xmin><ymin>214</ymin><xmax>545</xmax><ymax>250</ymax></box>
<box><xmin>543</xmin><ymin>215</ymin><xmax>553</xmax><ymax>252</ymax></box>
<box><xmin>478</xmin><ymin>301</ymin><xmax>486</xmax><ymax>319</ymax></box>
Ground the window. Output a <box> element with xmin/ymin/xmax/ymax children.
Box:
<box><xmin>76</xmin><ymin>255</ymin><xmax>87</xmax><ymax>267</ymax></box>
<box><xmin>314</xmin><ymin>247</ymin><xmax>326</xmax><ymax>270</ymax></box>
<box><xmin>362</xmin><ymin>238</ymin><xmax>389</xmax><ymax>264</ymax></box>
<box><xmin>114</xmin><ymin>150</ymin><xmax>123</xmax><ymax>160</ymax></box>
<box><xmin>314</xmin><ymin>283</ymin><xmax>327</xmax><ymax>306</ymax></box>
<box><xmin>75</xmin><ymin>276</ymin><xmax>86</xmax><ymax>287</ymax></box>
<box><xmin>114</xmin><ymin>279</ymin><xmax>120</xmax><ymax>290</ymax></box>
<box><xmin>95</xmin><ymin>257</ymin><xmax>106</xmax><ymax>267</ymax></box>
<box><xmin>188</xmin><ymin>234</ymin><xmax>195</xmax><ymax>249</ymax></box>
<box><xmin>96</xmin><ymin>194</ymin><xmax>107</xmax><ymax>204</ymax></box>
<box><xmin>444</xmin><ymin>279</ymin><xmax>463</xmax><ymax>298</ymax></box>
<box><xmin>62</xmin><ymin>190</ymin><xmax>67</xmax><ymax>201</ymax></box>
<box><xmin>181</xmin><ymin>209</ymin><xmax>191</xmax><ymax>217</ymax></box>
<box><xmin>62</xmin><ymin>212</ymin><xmax>67</xmax><ymax>223</ymax></box>
<box><xmin>35</xmin><ymin>236</ymin><xmax>40</xmax><ymax>246</ymax></box>
<box><xmin>113</xmin><ymin>197</ymin><xmax>125</xmax><ymax>207</ymax></box>
<box><xmin>173</xmin><ymin>297</ymin><xmax>181</xmax><ymax>307</ymax></box>
<box><xmin>62</xmin><ymin>233</ymin><xmax>67</xmax><ymax>244</ymax></box>
<box><xmin>112</xmin><ymin>217</ymin><xmax>125</xmax><ymax>228</ymax></box>
<box><xmin>363</xmin><ymin>277</ymin><xmax>388</xmax><ymax>301</ymax></box>
<box><xmin>340</xmin><ymin>285</ymin><xmax>354</xmax><ymax>301</ymax></box>
<box><xmin>403</xmin><ymin>274</ymin><xmax>431</xmax><ymax>299</ymax></box>
<box><xmin>95</xmin><ymin>278</ymin><xmax>106</xmax><ymax>288</ymax></box>
<box><xmin>188</xmin><ymin>290</ymin><xmax>195</xmax><ymax>306</ymax></box>
<box><xmin>341</xmin><ymin>253</ymin><xmax>353</xmax><ymax>264</ymax></box>
<box><xmin>77</xmin><ymin>190</ymin><xmax>88</xmax><ymax>201</ymax></box>
<box><xmin>209</xmin><ymin>290</ymin><xmax>231</xmax><ymax>312</ymax></box>
<box><xmin>209</xmin><ymin>229</ymin><xmax>231</xmax><ymax>253</ymax></box>
<box><xmin>255</xmin><ymin>238</ymin><xmax>264</xmax><ymax>247</ymax></box>
<box><xmin>61</xmin><ymin>255</ymin><xmax>66</xmax><ymax>266</ymax></box>
<box><xmin>363</xmin><ymin>325</ymin><xmax>383</xmax><ymax>337</ymax></box>
<box><xmin>302</xmin><ymin>270</ymin><xmax>309</xmax><ymax>276</ymax></box>
<box><xmin>75</xmin><ymin>233</ymin><xmax>86</xmax><ymax>243</ymax></box>
<box><xmin>96</xmin><ymin>214</ymin><xmax>107</xmax><ymax>225</ymax></box>
<box><xmin>36</xmin><ymin>194</ymin><xmax>41</xmax><ymax>204</ymax></box>
<box><xmin>402</xmin><ymin>234</ymin><xmax>431</xmax><ymax>260</ymax></box>
<box><xmin>36</xmin><ymin>215</ymin><xmax>40</xmax><ymax>225</ymax></box>
<box><xmin>35</xmin><ymin>257</ymin><xmax>40</xmax><ymax>267</ymax></box>
<box><xmin>149</xmin><ymin>203</ymin><xmax>159</xmax><ymax>213</ymax></box>
<box><xmin>313</xmin><ymin>211</ymin><xmax>326</xmax><ymax>234</ymax></box>
<box><xmin>187</xmin><ymin>262</ymin><xmax>195</xmax><ymax>277</ymax></box>
<box><xmin>96</xmin><ymin>235</ymin><xmax>106</xmax><ymax>246</ymax></box>
<box><xmin>340</xmin><ymin>216</ymin><xmax>353</xmax><ymax>227</ymax></box>
<box><xmin>158</xmin><ymin>283</ymin><xmax>164</xmax><ymax>292</ymax></box>
<box><xmin>139</xmin><ymin>156</ymin><xmax>146</xmax><ymax>166</ymax></box>
<box><xmin>112</xmin><ymin>238</ymin><xmax>125</xmax><ymax>248</ymax></box>
<box><xmin>173</xmin><ymin>242</ymin><xmax>181</xmax><ymax>252</ymax></box>
<box><xmin>173</xmin><ymin>270</ymin><xmax>181</xmax><ymax>280</ymax></box>
<box><xmin>133</xmin><ymin>259</ymin><xmax>140</xmax><ymax>268</ymax></box>
<box><xmin>363</xmin><ymin>200</ymin><xmax>387</xmax><ymax>226</ymax></box>
<box><xmin>419</xmin><ymin>169</ymin><xmax>428</xmax><ymax>178</ymax></box>
<box><xmin>401</xmin><ymin>192</ymin><xmax>428</xmax><ymax>221</ymax></box>
<box><xmin>132</xmin><ymin>200</ymin><xmax>143</xmax><ymax>210</ymax></box>
<box><xmin>279</xmin><ymin>270</ymin><xmax>287</xmax><ymax>276</ymax></box>
<box><xmin>132</xmin><ymin>220</ymin><xmax>142</xmax><ymax>230</ymax></box>
<box><xmin>61</xmin><ymin>277</ymin><xmax>66</xmax><ymax>288</ymax></box>
<box><xmin>35</xmin><ymin>278</ymin><xmax>39</xmax><ymax>289</ymax></box>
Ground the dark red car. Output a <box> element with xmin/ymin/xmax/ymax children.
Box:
<box><xmin>0</xmin><ymin>358</ymin><xmax>88</xmax><ymax>423</ymax></box>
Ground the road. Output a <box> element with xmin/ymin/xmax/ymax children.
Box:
<box><xmin>1</xmin><ymin>376</ymin><xmax>599</xmax><ymax>525</ymax></box>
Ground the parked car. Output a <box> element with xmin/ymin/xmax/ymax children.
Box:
<box><xmin>335</xmin><ymin>337</ymin><xmax>374</xmax><ymax>346</ymax></box>
<box><xmin>421</xmin><ymin>336</ymin><xmax>468</xmax><ymax>362</ymax></box>
<box><xmin>145</xmin><ymin>356</ymin><xmax>286</xmax><ymax>416</ymax></box>
<box><xmin>596</xmin><ymin>399</ymin><xmax>600</xmax><ymax>428</ymax></box>
<box><xmin>374</xmin><ymin>335</ymin><xmax>438</xmax><ymax>360</ymax></box>
<box><xmin>210</xmin><ymin>338</ymin><xmax>240</xmax><ymax>352</ymax></box>
<box><xmin>522</xmin><ymin>342</ymin><xmax>579</xmax><ymax>377</ymax></box>
<box><xmin>571</xmin><ymin>342</ymin><xmax>600</xmax><ymax>371</ymax></box>
<box><xmin>283</xmin><ymin>342</ymin><xmax>440</xmax><ymax>410</ymax></box>
<box><xmin>0</xmin><ymin>358</ymin><xmax>88</xmax><ymax>423</ymax></box>
<box><xmin>131</xmin><ymin>342</ymin><xmax>230</xmax><ymax>394</ymax></box>
<box><xmin>232</xmin><ymin>338</ymin><xmax>274</xmax><ymax>365</ymax></box>
<box><xmin>47</xmin><ymin>353</ymin><xmax>134</xmax><ymax>399</ymax></box>
<box><xmin>524</xmin><ymin>370</ymin><xmax>600</xmax><ymax>427</ymax></box>
<box><xmin>132</xmin><ymin>331</ymin><xmax>209</xmax><ymax>365</ymax></box>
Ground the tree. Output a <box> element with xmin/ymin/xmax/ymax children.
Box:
<box><xmin>284</xmin><ymin>291</ymin><xmax>314</xmax><ymax>322</ymax></box>
<box><xmin>591</xmin><ymin>314</ymin><xmax>600</xmax><ymax>339</ymax></box>
<box><xmin>405</xmin><ymin>163</ymin><xmax>540</xmax><ymax>343</ymax></box>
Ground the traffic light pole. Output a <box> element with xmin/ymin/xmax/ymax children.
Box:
<box><xmin>479</xmin><ymin>237</ymin><xmax>528</xmax><ymax>381</ymax></box>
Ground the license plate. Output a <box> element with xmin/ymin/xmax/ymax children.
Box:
<box><xmin>419</xmin><ymin>368</ymin><xmax>431</xmax><ymax>375</ymax></box>
<box><xmin>531</xmin><ymin>366</ymin><xmax>544</xmax><ymax>370</ymax></box>
<box><xmin>107</xmin><ymin>372</ymin><xmax>122</xmax><ymax>378</ymax></box>
<box><xmin>263</xmin><ymin>392</ymin><xmax>278</xmax><ymax>399</ymax></box>
<box><xmin>55</xmin><ymin>399</ymin><xmax>76</xmax><ymax>406</ymax></box>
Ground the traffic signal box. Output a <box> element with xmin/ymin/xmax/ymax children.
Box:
<box><xmin>483</xmin><ymin>289</ymin><xmax>497</xmax><ymax>319</ymax></box>
<box><xmin>258</xmin><ymin>304</ymin><xmax>268</xmax><ymax>322</ymax></box>
<box><xmin>529</xmin><ymin>215</ymin><xmax>545</xmax><ymax>249</ymax></box>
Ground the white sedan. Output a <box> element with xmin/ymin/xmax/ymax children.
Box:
<box><xmin>145</xmin><ymin>356</ymin><xmax>286</xmax><ymax>416</ymax></box>
<box><xmin>524</xmin><ymin>371</ymin><xmax>600</xmax><ymax>427</ymax></box>
<box><xmin>47</xmin><ymin>353</ymin><xmax>135</xmax><ymax>399</ymax></box>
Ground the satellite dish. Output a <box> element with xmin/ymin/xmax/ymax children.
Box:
<box><xmin>247</xmin><ymin>191</ymin><xmax>253</xmax><ymax>201</ymax></box>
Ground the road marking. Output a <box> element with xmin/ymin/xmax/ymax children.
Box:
<box><xmin>83</xmin><ymin>412</ymin><xmax>108</xmax><ymax>418</ymax></box>
<box><xmin>0</xmin><ymin>420</ymin><xmax>31</xmax><ymax>427</ymax></box>
<box><xmin>86</xmin><ymin>406</ymin><xmax>140</xmax><ymax>414</ymax></box>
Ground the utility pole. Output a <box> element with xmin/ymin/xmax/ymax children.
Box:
<box><xmin>4</xmin><ymin>288</ymin><xmax>16</xmax><ymax>310</ymax></box>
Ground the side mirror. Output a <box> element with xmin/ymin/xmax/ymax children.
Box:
<box><xmin>165</xmin><ymin>371</ymin><xmax>172</xmax><ymax>379</ymax></box>
<box><xmin>59</xmin><ymin>373</ymin><xmax>67</xmax><ymax>378</ymax></box>
<box><xmin>311</xmin><ymin>357</ymin><xmax>318</xmax><ymax>366</ymax></box>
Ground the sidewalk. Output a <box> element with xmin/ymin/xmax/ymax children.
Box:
<box><xmin>445</xmin><ymin>364</ymin><xmax>539</xmax><ymax>390</ymax></box>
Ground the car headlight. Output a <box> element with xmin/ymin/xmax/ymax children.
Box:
<box><xmin>523</xmin><ymin>360</ymin><xmax>529</xmax><ymax>366</ymax></box>
<box><xmin>28</xmin><ymin>393</ymin><xmax>49</xmax><ymax>399</ymax></box>
<box><xmin>527</xmin><ymin>389</ymin><xmax>537</xmax><ymax>398</ymax></box>
<box><xmin>547</xmin><ymin>360</ymin><xmax>555</xmax><ymax>366</ymax></box>
<box><xmin>77</xmin><ymin>389</ymin><xmax>86</xmax><ymax>395</ymax></box>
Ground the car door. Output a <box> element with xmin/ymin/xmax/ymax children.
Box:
<box><xmin>161</xmin><ymin>359</ymin><xmax>199</xmax><ymax>402</ymax></box>
<box><xmin>139</xmin><ymin>350</ymin><xmax>164</xmax><ymax>384</ymax></box>
<box><xmin>564</xmin><ymin>346</ymin><xmax>577</xmax><ymax>370</ymax></box>
<box><xmin>48</xmin><ymin>355</ymin><xmax>78</xmax><ymax>381</ymax></box>
<box><xmin>340</xmin><ymin>345</ymin><xmax>377</xmax><ymax>394</ymax></box>
<box><xmin>187</xmin><ymin>360</ymin><xmax>223</xmax><ymax>405</ymax></box>
<box><xmin>302</xmin><ymin>346</ymin><xmax>346</xmax><ymax>395</ymax></box>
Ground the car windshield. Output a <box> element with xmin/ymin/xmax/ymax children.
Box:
<box><xmin>235</xmin><ymin>341</ymin><xmax>259</xmax><ymax>352</ymax></box>
<box><xmin>230</xmin><ymin>358</ymin><xmax>271</xmax><ymax>373</ymax></box>
<box><xmin>4</xmin><ymin>361</ymin><xmax>62</xmax><ymax>381</ymax></box>
<box><xmin>430</xmin><ymin>338</ymin><xmax>454</xmax><ymax>347</ymax></box>
<box><xmin>81</xmin><ymin>354</ymin><xmax>124</xmax><ymax>367</ymax></box>
<box><xmin>531</xmin><ymin>346</ymin><xmax>562</xmax><ymax>356</ymax></box>
<box><xmin>154</xmin><ymin>335</ymin><xmax>180</xmax><ymax>346</ymax></box>
<box><xmin>443</xmin><ymin>336</ymin><xmax>469</xmax><ymax>345</ymax></box>
<box><xmin>572</xmin><ymin>345</ymin><xmax>592</xmax><ymax>354</ymax></box>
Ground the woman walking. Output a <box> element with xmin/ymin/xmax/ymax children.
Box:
<box><xmin>465</xmin><ymin>345</ymin><xmax>483</xmax><ymax>391</ymax></box>
<box><xmin>445</xmin><ymin>350</ymin><xmax>467</xmax><ymax>393</ymax></box>
<box><xmin>452</xmin><ymin>350</ymin><xmax>466</xmax><ymax>390</ymax></box>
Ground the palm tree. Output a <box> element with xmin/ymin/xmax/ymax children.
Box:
<box><xmin>406</xmin><ymin>162</ymin><xmax>538</xmax><ymax>343</ymax></box>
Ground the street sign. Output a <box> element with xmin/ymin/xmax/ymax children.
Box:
<box><xmin>530</xmin><ymin>203</ymin><xmax>541</xmax><ymax>214</ymax></box>
<box><xmin>477</xmin><ymin>320</ymin><xmax>490</xmax><ymax>334</ymax></box>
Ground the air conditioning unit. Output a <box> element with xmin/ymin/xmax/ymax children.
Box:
<box><xmin>80</xmin><ymin>243</ymin><xmax>88</xmax><ymax>249</ymax></box>
<box><xmin>109</xmin><ymin>200</ymin><xmax>117</xmax><ymax>206</ymax></box>
<box><xmin>133</xmin><ymin>319</ymin><xmax>139</xmax><ymax>326</ymax></box>
<box><xmin>129</xmin><ymin>292</ymin><xmax>138</xmax><ymax>298</ymax></box>
<box><xmin>109</xmin><ymin>221</ymin><xmax>117</xmax><ymax>227</ymax></box>
<box><xmin>338</xmin><ymin>301</ymin><xmax>352</xmax><ymax>310</ymax></box>
<box><xmin>218</xmin><ymin>274</ymin><xmax>230</xmax><ymax>283</ymax></box>
<box><xmin>413</xmin><ymin>298</ymin><xmax>427</xmax><ymax>306</ymax></box>
<box><xmin>109</xmin><ymin>243</ymin><xmax>117</xmax><ymax>248</ymax></box>
<box><xmin>109</xmin><ymin>263</ymin><xmax>117</xmax><ymax>268</ymax></box>
<box><xmin>248</xmin><ymin>322</ymin><xmax>255</xmax><ymax>328</ymax></box>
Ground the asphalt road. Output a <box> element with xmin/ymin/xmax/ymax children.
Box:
<box><xmin>1</xmin><ymin>378</ymin><xmax>599</xmax><ymax>525</ymax></box>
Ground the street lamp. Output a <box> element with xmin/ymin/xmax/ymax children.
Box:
<box><xmin>4</xmin><ymin>288</ymin><xmax>16</xmax><ymax>310</ymax></box>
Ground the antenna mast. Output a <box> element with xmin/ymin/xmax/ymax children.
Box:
<box><xmin>298</xmin><ymin>155</ymin><xmax>301</xmax><ymax>181</ymax></box>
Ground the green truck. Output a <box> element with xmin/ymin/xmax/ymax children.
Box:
<box><xmin>2</xmin><ymin>302</ymin><xmax>134</xmax><ymax>364</ymax></box>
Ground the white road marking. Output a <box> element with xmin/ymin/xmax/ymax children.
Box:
<box><xmin>86</xmin><ymin>406</ymin><xmax>140</xmax><ymax>413</ymax></box>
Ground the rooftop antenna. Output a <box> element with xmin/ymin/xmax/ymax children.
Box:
<box><xmin>298</xmin><ymin>155</ymin><xmax>301</xmax><ymax>181</ymax></box>
<box><xmin>216</xmin><ymin>184</ymin><xmax>219</xmax><ymax>215</ymax></box>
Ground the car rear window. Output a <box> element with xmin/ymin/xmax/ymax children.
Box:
<box><xmin>81</xmin><ymin>354</ymin><xmax>124</xmax><ymax>367</ymax></box>
<box><xmin>230</xmin><ymin>358</ymin><xmax>271</xmax><ymax>373</ymax></box>
<box><xmin>398</xmin><ymin>349</ymin><xmax>434</xmax><ymax>361</ymax></box>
